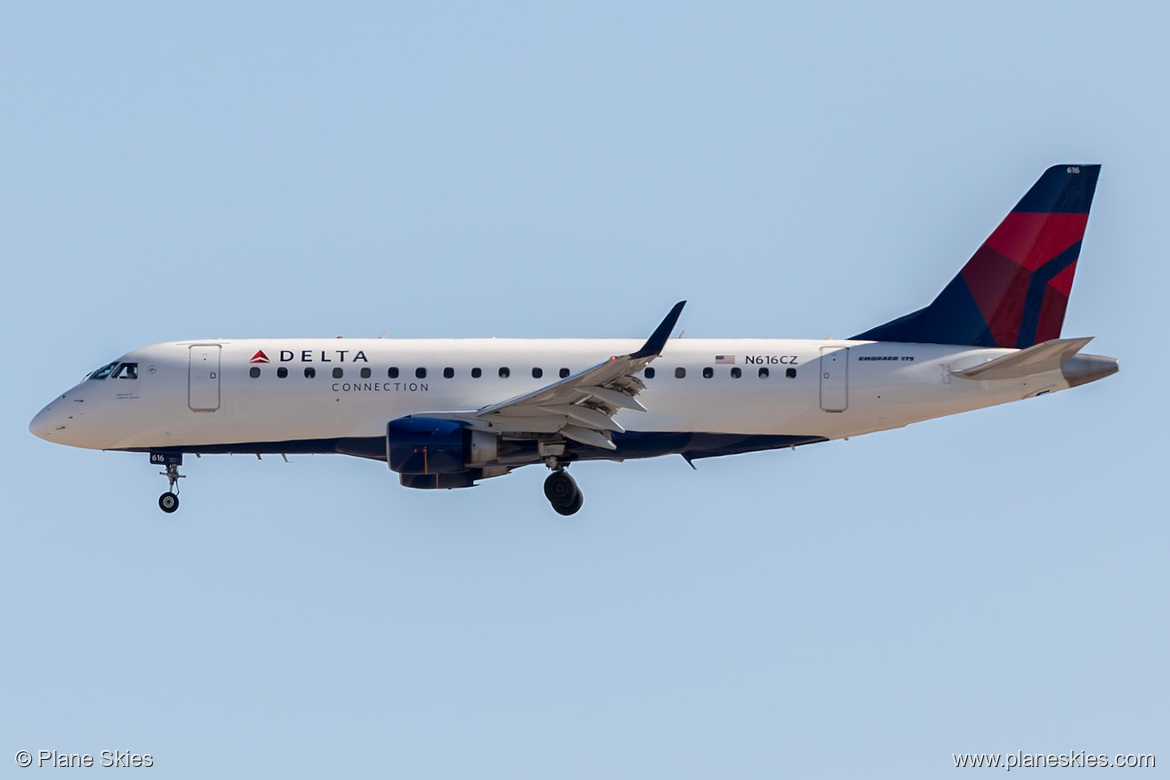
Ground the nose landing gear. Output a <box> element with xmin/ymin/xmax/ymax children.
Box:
<box><xmin>543</xmin><ymin>466</ymin><xmax>584</xmax><ymax>516</ymax></box>
<box><xmin>150</xmin><ymin>452</ymin><xmax>185</xmax><ymax>514</ymax></box>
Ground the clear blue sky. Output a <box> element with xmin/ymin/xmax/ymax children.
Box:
<box><xmin>2</xmin><ymin>2</ymin><xmax>1165</xmax><ymax>777</ymax></box>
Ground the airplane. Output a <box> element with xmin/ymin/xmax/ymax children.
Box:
<box><xmin>30</xmin><ymin>164</ymin><xmax>1117</xmax><ymax>515</ymax></box>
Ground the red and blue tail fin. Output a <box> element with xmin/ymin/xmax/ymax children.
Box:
<box><xmin>853</xmin><ymin>164</ymin><xmax>1101</xmax><ymax>348</ymax></box>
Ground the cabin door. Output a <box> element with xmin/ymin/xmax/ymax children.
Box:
<box><xmin>188</xmin><ymin>345</ymin><xmax>221</xmax><ymax>412</ymax></box>
<box><xmin>819</xmin><ymin>346</ymin><xmax>848</xmax><ymax>412</ymax></box>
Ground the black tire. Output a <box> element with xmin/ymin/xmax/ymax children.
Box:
<box><xmin>553</xmin><ymin>490</ymin><xmax>583</xmax><ymax>516</ymax></box>
<box><xmin>543</xmin><ymin>471</ymin><xmax>577</xmax><ymax>506</ymax></box>
<box><xmin>159</xmin><ymin>492</ymin><xmax>179</xmax><ymax>513</ymax></box>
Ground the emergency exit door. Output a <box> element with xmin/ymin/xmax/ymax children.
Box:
<box><xmin>188</xmin><ymin>345</ymin><xmax>221</xmax><ymax>411</ymax></box>
<box><xmin>819</xmin><ymin>346</ymin><xmax>848</xmax><ymax>412</ymax></box>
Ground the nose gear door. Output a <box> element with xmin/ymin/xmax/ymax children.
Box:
<box><xmin>188</xmin><ymin>345</ymin><xmax>221</xmax><ymax>411</ymax></box>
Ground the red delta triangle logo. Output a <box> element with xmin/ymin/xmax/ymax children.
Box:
<box><xmin>250</xmin><ymin>350</ymin><xmax>270</xmax><ymax>364</ymax></box>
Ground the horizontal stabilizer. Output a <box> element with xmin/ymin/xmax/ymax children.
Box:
<box><xmin>952</xmin><ymin>337</ymin><xmax>1093</xmax><ymax>381</ymax></box>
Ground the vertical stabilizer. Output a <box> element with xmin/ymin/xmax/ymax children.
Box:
<box><xmin>853</xmin><ymin>165</ymin><xmax>1101</xmax><ymax>348</ymax></box>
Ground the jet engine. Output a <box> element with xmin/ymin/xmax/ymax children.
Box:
<box><xmin>385</xmin><ymin>418</ymin><xmax>498</xmax><ymax>476</ymax></box>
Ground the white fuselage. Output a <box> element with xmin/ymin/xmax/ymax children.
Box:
<box><xmin>30</xmin><ymin>337</ymin><xmax>1076</xmax><ymax>454</ymax></box>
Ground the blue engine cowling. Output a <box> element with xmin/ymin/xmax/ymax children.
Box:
<box><xmin>386</xmin><ymin>418</ymin><xmax>468</xmax><ymax>474</ymax></box>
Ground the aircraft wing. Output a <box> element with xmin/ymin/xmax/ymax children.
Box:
<box><xmin>411</xmin><ymin>301</ymin><xmax>685</xmax><ymax>450</ymax></box>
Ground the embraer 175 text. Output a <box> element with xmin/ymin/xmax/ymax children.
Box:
<box><xmin>31</xmin><ymin>165</ymin><xmax>1117</xmax><ymax>515</ymax></box>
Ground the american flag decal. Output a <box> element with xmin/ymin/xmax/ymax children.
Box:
<box><xmin>715</xmin><ymin>355</ymin><xmax>735</xmax><ymax>364</ymax></box>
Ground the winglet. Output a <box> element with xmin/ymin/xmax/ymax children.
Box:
<box><xmin>631</xmin><ymin>301</ymin><xmax>686</xmax><ymax>359</ymax></box>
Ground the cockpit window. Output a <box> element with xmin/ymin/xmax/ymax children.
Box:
<box><xmin>112</xmin><ymin>363</ymin><xmax>138</xmax><ymax>379</ymax></box>
<box><xmin>89</xmin><ymin>361</ymin><xmax>119</xmax><ymax>380</ymax></box>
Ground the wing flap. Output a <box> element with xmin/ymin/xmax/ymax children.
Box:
<box><xmin>538</xmin><ymin>404</ymin><xmax>626</xmax><ymax>432</ymax></box>
<box><xmin>561</xmin><ymin>425</ymin><xmax>617</xmax><ymax>450</ymax></box>
<box><xmin>581</xmin><ymin>385</ymin><xmax>648</xmax><ymax>412</ymax></box>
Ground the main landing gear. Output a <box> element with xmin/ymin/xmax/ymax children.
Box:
<box><xmin>543</xmin><ymin>466</ymin><xmax>584</xmax><ymax>516</ymax></box>
<box><xmin>151</xmin><ymin>452</ymin><xmax>185</xmax><ymax>514</ymax></box>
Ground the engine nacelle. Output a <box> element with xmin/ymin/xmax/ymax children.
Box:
<box><xmin>400</xmin><ymin>471</ymin><xmax>481</xmax><ymax>489</ymax></box>
<box><xmin>385</xmin><ymin>418</ymin><xmax>498</xmax><ymax>475</ymax></box>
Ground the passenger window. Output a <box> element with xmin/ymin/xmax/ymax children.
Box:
<box><xmin>730</xmin><ymin>367</ymin><xmax>741</xmax><ymax>378</ymax></box>
<box><xmin>559</xmin><ymin>368</ymin><xmax>570</xmax><ymax>378</ymax></box>
<box><xmin>388</xmin><ymin>367</ymin><xmax>399</xmax><ymax>379</ymax></box>
<box><xmin>250</xmin><ymin>367</ymin><xmax>261</xmax><ymax>378</ymax></box>
<box><xmin>759</xmin><ymin>367</ymin><xmax>770</xmax><ymax>378</ymax></box>
<box><xmin>499</xmin><ymin>367</ymin><xmax>510</xmax><ymax>378</ymax></box>
<box><xmin>471</xmin><ymin>367</ymin><xmax>482</xmax><ymax>378</ymax></box>
<box><xmin>277</xmin><ymin>367</ymin><xmax>288</xmax><ymax>378</ymax></box>
<box><xmin>443</xmin><ymin>367</ymin><xmax>454</xmax><ymax>379</ymax></box>
<box><xmin>702</xmin><ymin>367</ymin><xmax>713</xmax><ymax>379</ymax></box>
<box><xmin>644</xmin><ymin>367</ymin><xmax>655</xmax><ymax>379</ymax></box>
<box><xmin>112</xmin><ymin>362</ymin><xmax>138</xmax><ymax>379</ymax></box>
<box><xmin>675</xmin><ymin>367</ymin><xmax>686</xmax><ymax>379</ymax></box>
<box><xmin>416</xmin><ymin>367</ymin><xmax>427</xmax><ymax>379</ymax></box>
<box><xmin>305</xmin><ymin>367</ymin><xmax>316</xmax><ymax>378</ymax></box>
<box><xmin>90</xmin><ymin>361</ymin><xmax>118</xmax><ymax>380</ymax></box>
<box><xmin>360</xmin><ymin>367</ymin><xmax>371</xmax><ymax>379</ymax></box>
<box><xmin>786</xmin><ymin>367</ymin><xmax>797</xmax><ymax>379</ymax></box>
<box><xmin>332</xmin><ymin>367</ymin><xmax>343</xmax><ymax>379</ymax></box>
<box><xmin>532</xmin><ymin>367</ymin><xmax>543</xmax><ymax>379</ymax></box>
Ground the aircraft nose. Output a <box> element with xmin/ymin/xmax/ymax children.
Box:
<box><xmin>30</xmin><ymin>401</ymin><xmax>64</xmax><ymax>442</ymax></box>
